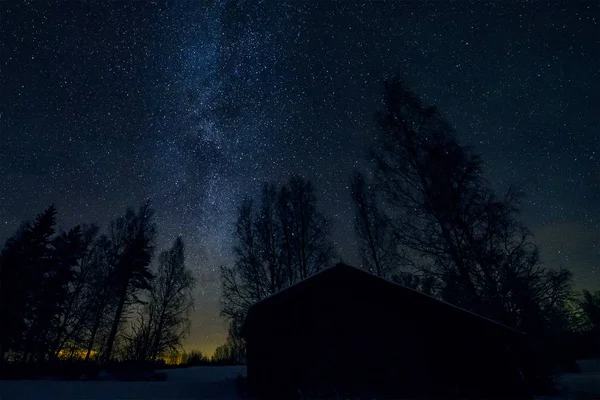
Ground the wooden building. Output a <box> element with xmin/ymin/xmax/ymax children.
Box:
<box><xmin>242</xmin><ymin>263</ymin><xmax>531</xmax><ymax>399</ymax></box>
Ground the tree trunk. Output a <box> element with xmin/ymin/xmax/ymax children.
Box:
<box><xmin>84</xmin><ymin>309</ymin><xmax>102</xmax><ymax>361</ymax></box>
<box><xmin>150</xmin><ymin>312</ymin><xmax>166</xmax><ymax>362</ymax></box>
<box><xmin>103</xmin><ymin>279</ymin><xmax>129</xmax><ymax>362</ymax></box>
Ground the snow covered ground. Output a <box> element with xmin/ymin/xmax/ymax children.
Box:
<box><xmin>535</xmin><ymin>359</ymin><xmax>600</xmax><ymax>400</ymax></box>
<box><xmin>0</xmin><ymin>366</ymin><xmax>246</xmax><ymax>400</ymax></box>
<box><xmin>1</xmin><ymin>361</ymin><xmax>598</xmax><ymax>400</ymax></box>
<box><xmin>554</xmin><ymin>372</ymin><xmax>600</xmax><ymax>398</ymax></box>
<box><xmin>559</xmin><ymin>359</ymin><xmax>600</xmax><ymax>398</ymax></box>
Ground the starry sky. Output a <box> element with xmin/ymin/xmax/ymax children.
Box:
<box><xmin>1</xmin><ymin>1</ymin><xmax>598</xmax><ymax>355</ymax></box>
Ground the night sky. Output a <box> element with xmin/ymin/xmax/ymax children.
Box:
<box><xmin>1</xmin><ymin>1</ymin><xmax>598</xmax><ymax>355</ymax></box>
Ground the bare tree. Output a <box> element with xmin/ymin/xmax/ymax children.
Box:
<box><xmin>82</xmin><ymin>234</ymin><xmax>118</xmax><ymax>361</ymax></box>
<box><xmin>577</xmin><ymin>290</ymin><xmax>600</xmax><ymax>332</ymax></box>
<box><xmin>278</xmin><ymin>175</ymin><xmax>335</xmax><ymax>281</ymax></box>
<box><xmin>221</xmin><ymin>199</ymin><xmax>265</xmax><ymax>325</ymax></box>
<box><xmin>50</xmin><ymin>224</ymin><xmax>101</xmax><ymax>358</ymax></box>
<box><xmin>103</xmin><ymin>202</ymin><xmax>156</xmax><ymax>362</ymax></box>
<box><xmin>146</xmin><ymin>237</ymin><xmax>195</xmax><ymax>361</ymax></box>
<box><xmin>121</xmin><ymin>309</ymin><xmax>154</xmax><ymax>362</ymax></box>
<box><xmin>350</xmin><ymin>171</ymin><xmax>398</xmax><ymax>278</ymax></box>
<box><xmin>575</xmin><ymin>289</ymin><xmax>600</xmax><ymax>359</ymax></box>
<box><xmin>212</xmin><ymin>342</ymin><xmax>233</xmax><ymax>365</ymax></box>
<box><xmin>225</xmin><ymin>318</ymin><xmax>245</xmax><ymax>364</ymax></box>
<box><xmin>371</xmin><ymin>77</ymin><xmax>572</xmax><ymax>331</ymax></box>
<box><xmin>255</xmin><ymin>183</ymin><xmax>289</xmax><ymax>294</ymax></box>
<box><xmin>221</xmin><ymin>175</ymin><xmax>335</xmax><ymax>339</ymax></box>
<box><xmin>121</xmin><ymin>237</ymin><xmax>195</xmax><ymax>362</ymax></box>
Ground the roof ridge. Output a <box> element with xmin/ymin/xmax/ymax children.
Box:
<box><xmin>247</xmin><ymin>262</ymin><xmax>524</xmax><ymax>335</ymax></box>
<box><xmin>248</xmin><ymin>263</ymin><xmax>347</xmax><ymax>308</ymax></box>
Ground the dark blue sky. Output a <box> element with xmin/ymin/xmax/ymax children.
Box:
<box><xmin>1</xmin><ymin>1</ymin><xmax>598</xmax><ymax>354</ymax></box>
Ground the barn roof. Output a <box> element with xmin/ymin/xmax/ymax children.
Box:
<box><xmin>242</xmin><ymin>263</ymin><xmax>524</xmax><ymax>337</ymax></box>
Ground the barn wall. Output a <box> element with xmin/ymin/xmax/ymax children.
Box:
<box><xmin>244</xmin><ymin>265</ymin><xmax>530</xmax><ymax>398</ymax></box>
<box><xmin>246</xmin><ymin>278</ymin><xmax>436</xmax><ymax>397</ymax></box>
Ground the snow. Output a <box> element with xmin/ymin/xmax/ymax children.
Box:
<box><xmin>0</xmin><ymin>366</ymin><xmax>246</xmax><ymax>400</ymax></box>
<box><xmin>534</xmin><ymin>360</ymin><xmax>600</xmax><ymax>399</ymax></box>
<box><xmin>556</xmin><ymin>372</ymin><xmax>600</xmax><ymax>397</ymax></box>
<box><xmin>576</xmin><ymin>359</ymin><xmax>600</xmax><ymax>374</ymax></box>
<box><xmin>1</xmin><ymin>362</ymin><xmax>598</xmax><ymax>400</ymax></box>
<box><xmin>552</xmin><ymin>360</ymin><xmax>600</xmax><ymax>399</ymax></box>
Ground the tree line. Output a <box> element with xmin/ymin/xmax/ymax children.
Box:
<box><xmin>175</xmin><ymin>344</ymin><xmax>242</xmax><ymax>367</ymax></box>
<box><xmin>0</xmin><ymin>202</ymin><xmax>195</xmax><ymax>374</ymax></box>
<box><xmin>220</xmin><ymin>78</ymin><xmax>600</xmax><ymax>387</ymax></box>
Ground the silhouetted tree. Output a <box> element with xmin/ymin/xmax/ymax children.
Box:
<box><xmin>82</xmin><ymin>234</ymin><xmax>118</xmax><ymax>361</ymax></box>
<box><xmin>221</xmin><ymin>175</ymin><xmax>335</xmax><ymax>348</ymax></box>
<box><xmin>577</xmin><ymin>290</ymin><xmax>600</xmax><ymax>332</ymax></box>
<box><xmin>391</xmin><ymin>271</ymin><xmax>436</xmax><ymax>296</ymax></box>
<box><xmin>255</xmin><ymin>183</ymin><xmax>289</xmax><ymax>294</ymax></box>
<box><xmin>0</xmin><ymin>206</ymin><xmax>87</xmax><ymax>363</ymax></box>
<box><xmin>145</xmin><ymin>237</ymin><xmax>195</xmax><ymax>361</ymax></box>
<box><xmin>350</xmin><ymin>171</ymin><xmax>398</xmax><ymax>278</ymax></box>
<box><xmin>121</xmin><ymin>308</ymin><xmax>154</xmax><ymax>362</ymax></box>
<box><xmin>50</xmin><ymin>224</ymin><xmax>101</xmax><ymax>358</ymax></box>
<box><xmin>151</xmin><ymin>237</ymin><xmax>195</xmax><ymax>361</ymax></box>
<box><xmin>212</xmin><ymin>342</ymin><xmax>233</xmax><ymax>365</ymax></box>
<box><xmin>1</xmin><ymin>223</ymin><xmax>35</xmax><ymax>364</ymax></box>
<box><xmin>1</xmin><ymin>216</ymin><xmax>48</xmax><ymax>364</ymax></box>
<box><xmin>0</xmin><ymin>203</ymin><xmax>179</xmax><ymax>370</ymax></box>
<box><xmin>102</xmin><ymin>203</ymin><xmax>156</xmax><ymax>362</ymax></box>
<box><xmin>21</xmin><ymin>206</ymin><xmax>64</xmax><ymax>363</ymax></box>
<box><xmin>278</xmin><ymin>175</ymin><xmax>335</xmax><ymax>281</ymax></box>
<box><xmin>225</xmin><ymin>318</ymin><xmax>245</xmax><ymax>364</ymax></box>
<box><xmin>220</xmin><ymin>199</ymin><xmax>262</xmax><ymax>327</ymax></box>
<box><xmin>371</xmin><ymin>78</ymin><xmax>573</xmax><ymax>333</ymax></box>
<box><xmin>185</xmin><ymin>350</ymin><xmax>208</xmax><ymax>366</ymax></box>
<box><xmin>368</xmin><ymin>78</ymin><xmax>576</xmax><ymax>392</ymax></box>
<box><xmin>576</xmin><ymin>289</ymin><xmax>600</xmax><ymax>359</ymax></box>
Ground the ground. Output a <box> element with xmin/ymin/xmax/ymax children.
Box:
<box><xmin>545</xmin><ymin>359</ymin><xmax>600</xmax><ymax>400</ymax></box>
<box><xmin>0</xmin><ymin>361</ymin><xmax>598</xmax><ymax>400</ymax></box>
<box><xmin>0</xmin><ymin>366</ymin><xmax>246</xmax><ymax>400</ymax></box>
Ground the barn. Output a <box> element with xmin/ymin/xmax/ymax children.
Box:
<box><xmin>241</xmin><ymin>263</ymin><xmax>531</xmax><ymax>399</ymax></box>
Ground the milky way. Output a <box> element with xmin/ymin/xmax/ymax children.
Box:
<box><xmin>1</xmin><ymin>1</ymin><xmax>598</xmax><ymax>354</ymax></box>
